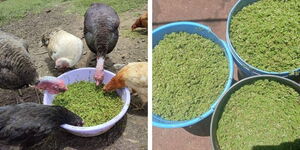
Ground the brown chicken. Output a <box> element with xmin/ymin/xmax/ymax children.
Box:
<box><xmin>131</xmin><ymin>12</ymin><xmax>148</xmax><ymax>31</ymax></box>
<box><xmin>103</xmin><ymin>62</ymin><xmax>148</xmax><ymax>110</ymax></box>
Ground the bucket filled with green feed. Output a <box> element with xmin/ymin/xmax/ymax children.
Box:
<box><xmin>152</xmin><ymin>22</ymin><xmax>234</xmax><ymax>128</ymax></box>
<box><xmin>43</xmin><ymin>68</ymin><xmax>130</xmax><ymax>137</ymax></box>
<box><xmin>211</xmin><ymin>75</ymin><xmax>300</xmax><ymax>150</ymax></box>
<box><xmin>227</xmin><ymin>0</ymin><xmax>300</xmax><ymax>77</ymax></box>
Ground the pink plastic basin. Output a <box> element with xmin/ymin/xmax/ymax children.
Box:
<box><xmin>43</xmin><ymin>67</ymin><xmax>131</xmax><ymax>137</ymax></box>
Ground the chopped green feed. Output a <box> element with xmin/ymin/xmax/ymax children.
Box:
<box><xmin>153</xmin><ymin>32</ymin><xmax>229</xmax><ymax>121</ymax></box>
<box><xmin>217</xmin><ymin>79</ymin><xmax>300</xmax><ymax>150</ymax></box>
<box><xmin>230</xmin><ymin>0</ymin><xmax>300</xmax><ymax>72</ymax></box>
<box><xmin>53</xmin><ymin>81</ymin><xmax>123</xmax><ymax>127</ymax></box>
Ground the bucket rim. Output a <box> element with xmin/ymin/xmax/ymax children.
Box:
<box><xmin>43</xmin><ymin>67</ymin><xmax>131</xmax><ymax>134</ymax></box>
<box><xmin>226</xmin><ymin>0</ymin><xmax>300</xmax><ymax>76</ymax></box>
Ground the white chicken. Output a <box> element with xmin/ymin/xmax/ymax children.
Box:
<box><xmin>42</xmin><ymin>29</ymin><xmax>83</xmax><ymax>69</ymax></box>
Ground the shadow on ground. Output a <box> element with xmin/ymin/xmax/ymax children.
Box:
<box><xmin>183</xmin><ymin>114</ymin><xmax>211</xmax><ymax>136</ymax></box>
<box><xmin>132</xmin><ymin>29</ymin><xmax>147</xmax><ymax>35</ymax></box>
<box><xmin>27</xmin><ymin>115</ymin><xmax>127</xmax><ymax>150</ymax></box>
<box><xmin>252</xmin><ymin>139</ymin><xmax>300</xmax><ymax>150</ymax></box>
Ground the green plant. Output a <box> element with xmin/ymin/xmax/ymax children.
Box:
<box><xmin>0</xmin><ymin>0</ymin><xmax>64</xmax><ymax>25</ymax></box>
<box><xmin>217</xmin><ymin>79</ymin><xmax>300</xmax><ymax>150</ymax></box>
<box><xmin>53</xmin><ymin>81</ymin><xmax>123</xmax><ymax>127</ymax></box>
<box><xmin>0</xmin><ymin>0</ymin><xmax>147</xmax><ymax>25</ymax></box>
<box><xmin>67</xmin><ymin>0</ymin><xmax>147</xmax><ymax>15</ymax></box>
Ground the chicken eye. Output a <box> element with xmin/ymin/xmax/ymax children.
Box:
<box><xmin>53</xmin><ymin>85</ymin><xmax>58</xmax><ymax>89</ymax></box>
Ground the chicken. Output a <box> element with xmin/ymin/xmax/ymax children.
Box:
<box><xmin>0</xmin><ymin>102</ymin><xmax>83</xmax><ymax>148</ymax></box>
<box><xmin>103</xmin><ymin>62</ymin><xmax>148</xmax><ymax>110</ymax></box>
<box><xmin>42</xmin><ymin>29</ymin><xmax>83</xmax><ymax>70</ymax></box>
<box><xmin>0</xmin><ymin>30</ymin><xmax>68</xmax><ymax>101</ymax></box>
<box><xmin>131</xmin><ymin>12</ymin><xmax>148</xmax><ymax>31</ymax></box>
<box><xmin>84</xmin><ymin>3</ymin><xmax>120</xmax><ymax>86</ymax></box>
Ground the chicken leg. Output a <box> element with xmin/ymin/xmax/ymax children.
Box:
<box><xmin>18</xmin><ymin>89</ymin><xmax>23</xmax><ymax>96</ymax></box>
<box><xmin>34</xmin><ymin>88</ymin><xmax>41</xmax><ymax>104</ymax></box>
<box><xmin>15</xmin><ymin>90</ymin><xmax>24</xmax><ymax>104</ymax></box>
<box><xmin>131</xmin><ymin>95</ymin><xmax>147</xmax><ymax>111</ymax></box>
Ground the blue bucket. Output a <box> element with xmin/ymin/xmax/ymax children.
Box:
<box><xmin>226</xmin><ymin>0</ymin><xmax>300</xmax><ymax>77</ymax></box>
<box><xmin>210</xmin><ymin>75</ymin><xmax>300</xmax><ymax>150</ymax></box>
<box><xmin>152</xmin><ymin>22</ymin><xmax>234</xmax><ymax>128</ymax></box>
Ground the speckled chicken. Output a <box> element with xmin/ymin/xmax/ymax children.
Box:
<box><xmin>131</xmin><ymin>12</ymin><xmax>148</xmax><ymax>31</ymax></box>
<box><xmin>0</xmin><ymin>102</ymin><xmax>83</xmax><ymax>148</ymax></box>
<box><xmin>42</xmin><ymin>29</ymin><xmax>83</xmax><ymax>69</ymax></box>
<box><xmin>0</xmin><ymin>30</ymin><xmax>68</xmax><ymax>97</ymax></box>
<box><xmin>84</xmin><ymin>3</ymin><xmax>120</xmax><ymax>86</ymax></box>
<box><xmin>103</xmin><ymin>62</ymin><xmax>148</xmax><ymax>109</ymax></box>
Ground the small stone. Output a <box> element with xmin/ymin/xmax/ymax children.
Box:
<box><xmin>121</xmin><ymin>56</ymin><xmax>125</xmax><ymax>59</ymax></box>
<box><xmin>141</xmin><ymin>39</ymin><xmax>146</xmax><ymax>42</ymax></box>
<box><xmin>126</xmin><ymin>139</ymin><xmax>139</xmax><ymax>144</ymax></box>
<box><xmin>137</xmin><ymin>59</ymin><xmax>142</xmax><ymax>62</ymax></box>
<box><xmin>113</xmin><ymin>64</ymin><xmax>125</xmax><ymax>70</ymax></box>
<box><xmin>83</xmin><ymin>51</ymin><xmax>87</xmax><ymax>55</ymax></box>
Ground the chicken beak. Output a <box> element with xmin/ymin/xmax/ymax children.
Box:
<box><xmin>78</xmin><ymin>121</ymin><xmax>84</xmax><ymax>127</ymax></box>
<box><xmin>131</xmin><ymin>25</ymin><xmax>135</xmax><ymax>31</ymax></box>
<box><xmin>102</xmin><ymin>86</ymin><xmax>108</xmax><ymax>92</ymax></box>
<box><xmin>103</xmin><ymin>84</ymin><xmax>113</xmax><ymax>92</ymax></box>
<box><xmin>59</xmin><ymin>87</ymin><xmax>68</xmax><ymax>92</ymax></box>
<box><xmin>96</xmin><ymin>80</ymin><xmax>100</xmax><ymax>86</ymax></box>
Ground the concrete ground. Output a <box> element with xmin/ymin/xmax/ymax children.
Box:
<box><xmin>153</xmin><ymin>0</ymin><xmax>238</xmax><ymax>150</ymax></box>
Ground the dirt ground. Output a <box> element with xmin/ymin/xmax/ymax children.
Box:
<box><xmin>0</xmin><ymin>2</ymin><xmax>147</xmax><ymax>150</ymax></box>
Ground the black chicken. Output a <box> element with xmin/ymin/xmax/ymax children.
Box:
<box><xmin>84</xmin><ymin>3</ymin><xmax>120</xmax><ymax>86</ymax></box>
<box><xmin>0</xmin><ymin>102</ymin><xmax>83</xmax><ymax>148</ymax></box>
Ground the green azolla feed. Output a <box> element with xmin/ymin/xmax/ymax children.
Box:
<box><xmin>153</xmin><ymin>32</ymin><xmax>229</xmax><ymax>121</ymax></box>
<box><xmin>230</xmin><ymin>0</ymin><xmax>300</xmax><ymax>72</ymax></box>
<box><xmin>217</xmin><ymin>79</ymin><xmax>300</xmax><ymax>150</ymax></box>
<box><xmin>53</xmin><ymin>81</ymin><xmax>123</xmax><ymax>127</ymax></box>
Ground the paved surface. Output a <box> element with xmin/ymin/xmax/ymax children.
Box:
<box><xmin>153</xmin><ymin>0</ymin><xmax>238</xmax><ymax>150</ymax></box>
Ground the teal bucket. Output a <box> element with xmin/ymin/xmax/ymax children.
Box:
<box><xmin>152</xmin><ymin>21</ymin><xmax>234</xmax><ymax>128</ymax></box>
<box><xmin>226</xmin><ymin>0</ymin><xmax>300</xmax><ymax>77</ymax></box>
